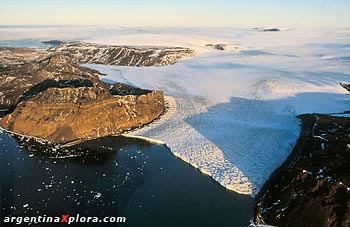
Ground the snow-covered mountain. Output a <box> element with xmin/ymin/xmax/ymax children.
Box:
<box><xmin>48</xmin><ymin>42</ymin><xmax>195</xmax><ymax>67</ymax></box>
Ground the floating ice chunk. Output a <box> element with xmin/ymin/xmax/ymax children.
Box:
<box><xmin>273</xmin><ymin>200</ymin><xmax>281</xmax><ymax>206</ymax></box>
<box><xmin>93</xmin><ymin>192</ymin><xmax>102</xmax><ymax>199</ymax></box>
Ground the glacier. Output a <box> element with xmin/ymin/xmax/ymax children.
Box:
<box><xmin>84</xmin><ymin>28</ymin><xmax>349</xmax><ymax>195</ymax></box>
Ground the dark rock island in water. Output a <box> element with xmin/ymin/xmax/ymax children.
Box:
<box><xmin>42</xmin><ymin>40</ymin><xmax>63</xmax><ymax>46</ymax></box>
<box><xmin>0</xmin><ymin>43</ymin><xmax>194</xmax><ymax>144</ymax></box>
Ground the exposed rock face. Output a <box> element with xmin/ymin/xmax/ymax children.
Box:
<box><xmin>205</xmin><ymin>44</ymin><xmax>227</xmax><ymax>50</ymax></box>
<box><xmin>0</xmin><ymin>46</ymin><xmax>166</xmax><ymax>144</ymax></box>
<box><xmin>263</xmin><ymin>28</ymin><xmax>281</xmax><ymax>32</ymax></box>
<box><xmin>254</xmin><ymin>114</ymin><xmax>350</xmax><ymax>227</ymax></box>
<box><xmin>1</xmin><ymin>88</ymin><xmax>164</xmax><ymax>144</ymax></box>
<box><xmin>340</xmin><ymin>83</ymin><xmax>350</xmax><ymax>93</ymax></box>
<box><xmin>48</xmin><ymin>42</ymin><xmax>195</xmax><ymax>66</ymax></box>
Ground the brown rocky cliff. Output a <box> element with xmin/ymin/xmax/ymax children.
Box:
<box><xmin>0</xmin><ymin>50</ymin><xmax>105</xmax><ymax>112</ymax></box>
<box><xmin>0</xmin><ymin>46</ymin><xmax>166</xmax><ymax>144</ymax></box>
<box><xmin>0</xmin><ymin>88</ymin><xmax>164</xmax><ymax>144</ymax></box>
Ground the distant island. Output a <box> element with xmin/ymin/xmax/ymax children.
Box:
<box><xmin>42</xmin><ymin>40</ymin><xmax>63</xmax><ymax>46</ymax></box>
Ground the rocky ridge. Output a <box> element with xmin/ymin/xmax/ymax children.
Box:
<box><xmin>48</xmin><ymin>41</ymin><xmax>195</xmax><ymax>66</ymax></box>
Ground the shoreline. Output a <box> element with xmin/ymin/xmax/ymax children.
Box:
<box><xmin>0</xmin><ymin>95</ymin><xmax>177</xmax><ymax>149</ymax></box>
<box><xmin>0</xmin><ymin>94</ymin><xmax>254</xmax><ymax>196</ymax></box>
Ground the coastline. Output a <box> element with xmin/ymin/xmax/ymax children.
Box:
<box><xmin>0</xmin><ymin>95</ymin><xmax>177</xmax><ymax>149</ymax></box>
<box><xmin>1</xmin><ymin>93</ymin><xmax>253</xmax><ymax>195</ymax></box>
<box><xmin>0</xmin><ymin>92</ymin><xmax>253</xmax><ymax>195</ymax></box>
<box><xmin>0</xmin><ymin>123</ymin><xmax>254</xmax><ymax>227</ymax></box>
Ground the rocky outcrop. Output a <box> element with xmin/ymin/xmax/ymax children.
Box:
<box><xmin>263</xmin><ymin>28</ymin><xmax>281</xmax><ymax>32</ymax></box>
<box><xmin>48</xmin><ymin>41</ymin><xmax>195</xmax><ymax>66</ymax></box>
<box><xmin>254</xmin><ymin>114</ymin><xmax>350</xmax><ymax>227</ymax></box>
<box><xmin>340</xmin><ymin>83</ymin><xmax>350</xmax><ymax>93</ymax></box>
<box><xmin>205</xmin><ymin>44</ymin><xmax>227</xmax><ymax>50</ymax></box>
<box><xmin>0</xmin><ymin>46</ymin><xmax>166</xmax><ymax>144</ymax></box>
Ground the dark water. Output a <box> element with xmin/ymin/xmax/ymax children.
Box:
<box><xmin>0</xmin><ymin>131</ymin><xmax>253</xmax><ymax>227</ymax></box>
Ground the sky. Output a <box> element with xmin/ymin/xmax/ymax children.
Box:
<box><xmin>0</xmin><ymin>0</ymin><xmax>349</xmax><ymax>27</ymax></box>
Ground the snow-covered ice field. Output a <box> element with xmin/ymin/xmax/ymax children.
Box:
<box><xmin>1</xmin><ymin>27</ymin><xmax>349</xmax><ymax>195</ymax></box>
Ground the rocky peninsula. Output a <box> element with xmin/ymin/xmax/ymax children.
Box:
<box><xmin>254</xmin><ymin>113</ymin><xmax>350</xmax><ymax>227</ymax></box>
<box><xmin>0</xmin><ymin>43</ymin><xmax>194</xmax><ymax>144</ymax></box>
